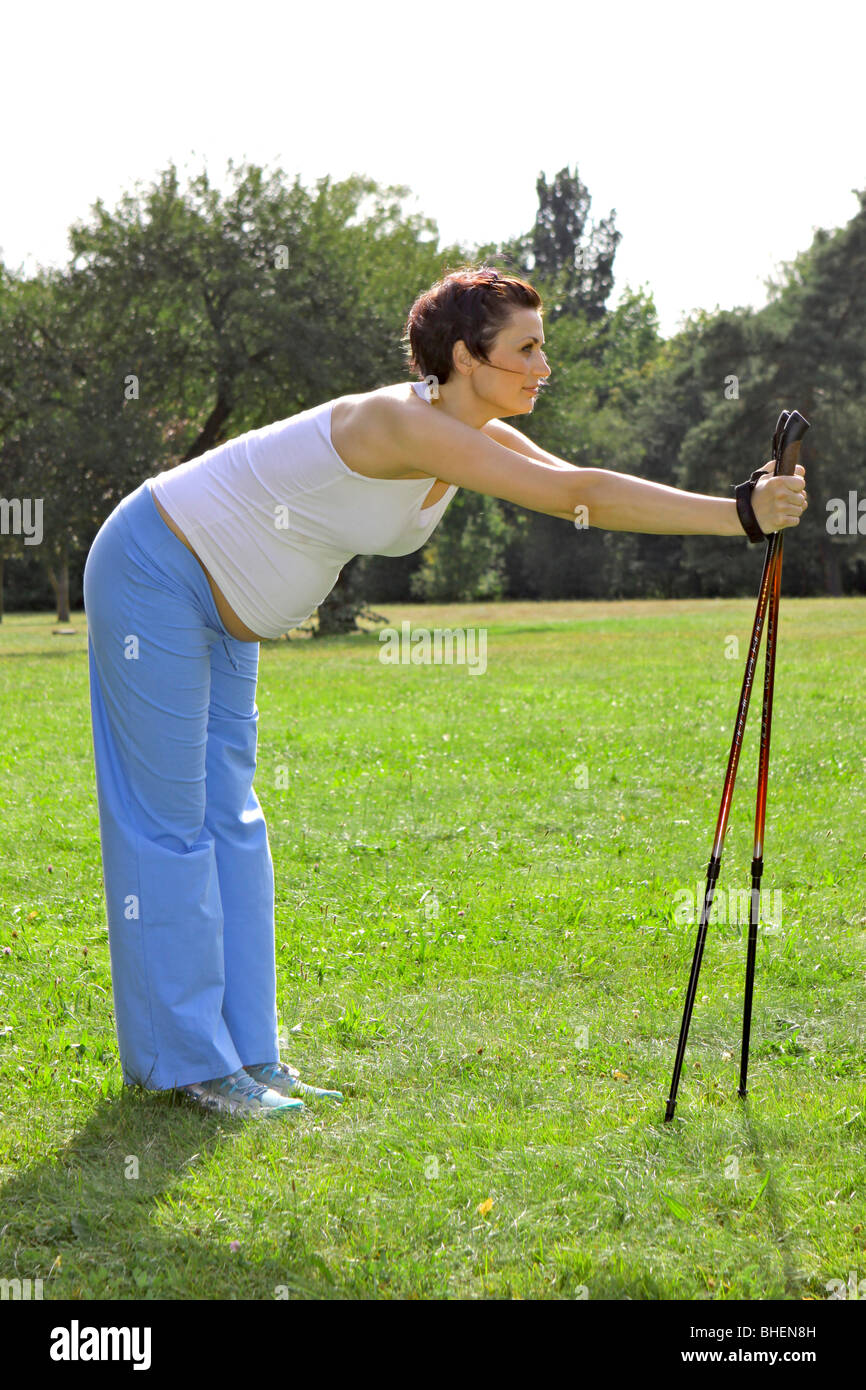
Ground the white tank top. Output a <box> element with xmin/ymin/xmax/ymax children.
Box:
<box><xmin>149</xmin><ymin>381</ymin><xmax>458</xmax><ymax>639</ymax></box>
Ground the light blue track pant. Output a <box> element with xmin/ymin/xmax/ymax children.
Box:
<box><xmin>82</xmin><ymin>479</ymin><xmax>279</xmax><ymax>1091</ymax></box>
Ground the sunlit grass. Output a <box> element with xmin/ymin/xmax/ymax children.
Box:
<box><xmin>1</xmin><ymin>598</ymin><xmax>864</xmax><ymax>1299</ymax></box>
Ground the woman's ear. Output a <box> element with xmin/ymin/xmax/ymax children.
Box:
<box><xmin>451</xmin><ymin>339</ymin><xmax>476</xmax><ymax>377</ymax></box>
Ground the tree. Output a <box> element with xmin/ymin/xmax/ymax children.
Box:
<box><xmin>1</xmin><ymin>161</ymin><xmax>458</xmax><ymax>628</ymax></box>
<box><xmin>757</xmin><ymin>187</ymin><xmax>866</xmax><ymax>594</ymax></box>
<box><xmin>409</xmin><ymin>491</ymin><xmax>518</xmax><ymax>602</ymax></box>
<box><xmin>0</xmin><ymin>262</ymin><xmax>168</xmax><ymax>622</ymax></box>
<box><xmin>498</xmin><ymin>165</ymin><xmax>621</xmax><ymax>327</ymax></box>
<box><xmin>65</xmin><ymin>162</ymin><xmax>449</xmax><ymax>460</ymax></box>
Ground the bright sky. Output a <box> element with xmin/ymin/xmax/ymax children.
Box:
<box><xmin>2</xmin><ymin>0</ymin><xmax>862</xmax><ymax>339</ymax></box>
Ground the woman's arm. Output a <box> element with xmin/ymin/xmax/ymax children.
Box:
<box><xmin>482</xmin><ymin>416</ymin><xmax>807</xmax><ymax>535</ymax></box>
<box><xmin>379</xmin><ymin>397</ymin><xmax>808</xmax><ymax>536</ymax></box>
<box><xmin>481</xmin><ymin>416</ymin><xmax>578</xmax><ymax>470</ymax></box>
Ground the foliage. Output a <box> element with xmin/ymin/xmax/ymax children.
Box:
<box><xmin>409</xmin><ymin>491</ymin><xmax>518</xmax><ymax>602</ymax></box>
<box><xmin>2</xmin><ymin>163</ymin><xmax>866</xmax><ymax>621</ymax></box>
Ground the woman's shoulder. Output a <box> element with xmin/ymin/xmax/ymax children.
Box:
<box><xmin>330</xmin><ymin>382</ymin><xmax>427</xmax><ymax>476</ymax></box>
<box><xmin>333</xmin><ymin>381</ymin><xmax>423</xmax><ymax>419</ymax></box>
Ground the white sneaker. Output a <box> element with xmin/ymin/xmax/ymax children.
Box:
<box><xmin>245</xmin><ymin>1060</ymin><xmax>343</xmax><ymax>1102</ymax></box>
<box><xmin>179</xmin><ymin>1067</ymin><xmax>305</xmax><ymax>1116</ymax></box>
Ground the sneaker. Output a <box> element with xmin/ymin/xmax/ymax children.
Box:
<box><xmin>179</xmin><ymin>1067</ymin><xmax>305</xmax><ymax>1116</ymax></box>
<box><xmin>245</xmin><ymin>1060</ymin><xmax>343</xmax><ymax>1103</ymax></box>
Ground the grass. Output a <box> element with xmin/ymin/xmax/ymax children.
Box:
<box><xmin>0</xmin><ymin>597</ymin><xmax>864</xmax><ymax>1300</ymax></box>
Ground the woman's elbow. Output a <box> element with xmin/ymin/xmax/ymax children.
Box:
<box><xmin>554</xmin><ymin>467</ymin><xmax>601</xmax><ymax>524</ymax></box>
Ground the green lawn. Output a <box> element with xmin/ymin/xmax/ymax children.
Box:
<box><xmin>1</xmin><ymin>597</ymin><xmax>864</xmax><ymax>1300</ymax></box>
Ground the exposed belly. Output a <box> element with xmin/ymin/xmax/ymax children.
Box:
<box><xmin>150</xmin><ymin>424</ymin><xmax>449</xmax><ymax>641</ymax></box>
<box><xmin>151</xmin><ymin>495</ymin><xmax>266</xmax><ymax>642</ymax></box>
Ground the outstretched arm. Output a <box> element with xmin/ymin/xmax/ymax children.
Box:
<box><xmin>482</xmin><ymin>417</ymin><xmax>807</xmax><ymax>535</ymax></box>
<box><xmin>382</xmin><ymin>399</ymin><xmax>807</xmax><ymax>536</ymax></box>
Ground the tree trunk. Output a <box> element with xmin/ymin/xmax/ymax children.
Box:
<box><xmin>315</xmin><ymin>564</ymin><xmax>364</xmax><ymax>636</ymax></box>
<box><xmin>181</xmin><ymin>387</ymin><xmax>233</xmax><ymax>462</ymax></box>
<box><xmin>819</xmin><ymin>534</ymin><xmax>843</xmax><ymax>597</ymax></box>
<box><xmin>48</xmin><ymin>538</ymin><xmax>71</xmax><ymax>622</ymax></box>
<box><xmin>0</xmin><ymin>553</ymin><xmax>4</xmax><ymax>623</ymax></box>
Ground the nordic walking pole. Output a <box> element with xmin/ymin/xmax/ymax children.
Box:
<box><xmin>663</xmin><ymin>541</ymin><xmax>778</xmax><ymax>1122</ymax></box>
<box><xmin>739</xmin><ymin>410</ymin><xmax>810</xmax><ymax>1099</ymax></box>
<box><xmin>738</xmin><ymin>544</ymin><xmax>782</xmax><ymax>1098</ymax></box>
<box><xmin>663</xmin><ymin>409</ymin><xmax>809</xmax><ymax>1123</ymax></box>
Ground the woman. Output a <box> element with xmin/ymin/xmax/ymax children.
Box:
<box><xmin>82</xmin><ymin>266</ymin><xmax>808</xmax><ymax>1117</ymax></box>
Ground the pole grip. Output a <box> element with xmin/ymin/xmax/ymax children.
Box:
<box><xmin>773</xmin><ymin>409</ymin><xmax>810</xmax><ymax>477</ymax></box>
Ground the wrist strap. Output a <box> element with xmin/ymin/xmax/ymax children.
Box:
<box><xmin>734</xmin><ymin>467</ymin><xmax>769</xmax><ymax>543</ymax></box>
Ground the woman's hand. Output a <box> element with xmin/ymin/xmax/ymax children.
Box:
<box><xmin>751</xmin><ymin>461</ymin><xmax>808</xmax><ymax>534</ymax></box>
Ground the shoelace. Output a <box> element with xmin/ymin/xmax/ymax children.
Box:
<box><xmin>218</xmin><ymin>1070</ymin><xmax>268</xmax><ymax>1102</ymax></box>
<box><xmin>259</xmin><ymin>1063</ymin><xmax>309</xmax><ymax>1092</ymax></box>
<box><xmin>252</xmin><ymin>1062</ymin><xmax>341</xmax><ymax>1101</ymax></box>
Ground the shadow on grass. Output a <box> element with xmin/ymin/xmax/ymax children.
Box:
<box><xmin>0</xmin><ymin>1087</ymin><xmax>349</xmax><ymax>1301</ymax></box>
<box><xmin>739</xmin><ymin>1099</ymin><xmax>803</xmax><ymax>1298</ymax></box>
<box><xmin>0</xmin><ymin>648</ymin><xmax>89</xmax><ymax>660</ymax></box>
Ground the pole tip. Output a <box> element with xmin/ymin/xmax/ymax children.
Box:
<box><xmin>664</xmin><ymin>1100</ymin><xmax>676</xmax><ymax>1122</ymax></box>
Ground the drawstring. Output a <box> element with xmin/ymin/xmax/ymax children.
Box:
<box><xmin>222</xmin><ymin>637</ymin><xmax>240</xmax><ymax>671</ymax></box>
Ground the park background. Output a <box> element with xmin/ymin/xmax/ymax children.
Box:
<box><xmin>1</xmin><ymin>155</ymin><xmax>864</xmax><ymax>627</ymax></box>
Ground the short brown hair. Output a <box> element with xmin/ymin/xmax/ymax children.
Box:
<box><xmin>404</xmin><ymin>266</ymin><xmax>542</xmax><ymax>385</ymax></box>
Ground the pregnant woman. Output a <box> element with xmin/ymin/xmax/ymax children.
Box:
<box><xmin>82</xmin><ymin>265</ymin><xmax>807</xmax><ymax>1117</ymax></box>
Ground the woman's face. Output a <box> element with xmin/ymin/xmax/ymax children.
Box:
<box><xmin>469</xmin><ymin>306</ymin><xmax>551</xmax><ymax>415</ymax></box>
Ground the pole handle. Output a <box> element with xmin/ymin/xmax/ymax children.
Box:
<box><xmin>772</xmin><ymin>409</ymin><xmax>810</xmax><ymax>477</ymax></box>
